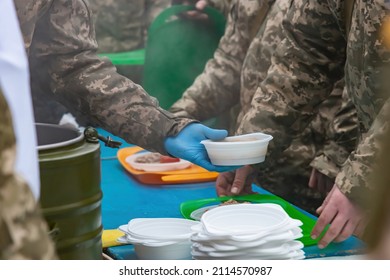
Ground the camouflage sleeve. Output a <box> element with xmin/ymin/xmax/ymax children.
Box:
<box><xmin>27</xmin><ymin>0</ymin><xmax>194</xmax><ymax>154</ymax></box>
<box><xmin>236</xmin><ymin>0</ymin><xmax>346</xmax><ymax>159</ymax></box>
<box><xmin>169</xmin><ymin>0</ymin><xmax>258</xmax><ymax>121</ymax></box>
<box><xmin>206</xmin><ymin>0</ymin><xmax>232</xmax><ymax>17</ymax></box>
<box><xmin>334</xmin><ymin>3</ymin><xmax>390</xmax><ymax>205</ymax></box>
<box><xmin>335</xmin><ymin>98</ymin><xmax>390</xmax><ymax>205</ymax></box>
<box><xmin>88</xmin><ymin>0</ymin><xmax>146</xmax><ymax>53</ymax></box>
<box><xmin>310</xmin><ymin>82</ymin><xmax>358</xmax><ymax>178</ymax></box>
<box><xmin>0</xmin><ymin>90</ymin><xmax>57</xmax><ymax>260</ymax></box>
<box><xmin>145</xmin><ymin>0</ymin><xmax>170</xmax><ymax>27</ymax></box>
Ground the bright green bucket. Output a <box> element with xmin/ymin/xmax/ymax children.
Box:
<box><xmin>98</xmin><ymin>49</ymin><xmax>145</xmax><ymax>66</ymax></box>
<box><xmin>143</xmin><ymin>5</ymin><xmax>226</xmax><ymax>109</ymax></box>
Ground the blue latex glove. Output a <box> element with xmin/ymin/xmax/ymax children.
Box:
<box><xmin>164</xmin><ymin>123</ymin><xmax>241</xmax><ymax>172</ymax></box>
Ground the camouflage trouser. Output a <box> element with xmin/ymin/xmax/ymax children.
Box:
<box><xmin>255</xmin><ymin>173</ymin><xmax>325</xmax><ymax>216</ymax></box>
<box><xmin>243</xmin><ymin>81</ymin><xmax>351</xmax><ymax>216</ymax></box>
<box><xmin>254</xmin><ymin>128</ymin><xmax>326</xmax><ymax>215</ymax></box>
<box><xmin>0</xmin><ymin>90</ymin><xmax>57</xmax><ymax>260</ymax></box>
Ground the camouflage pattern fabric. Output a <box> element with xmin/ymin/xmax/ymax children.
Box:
<box><xmin>334</xmin><ymin>1</ymin><xmax>390</xmax><ymax>204</ymax></box>
<box><xmin>363</xmin><ymin>35</ymin><xmax>390</xmax><ymax>250</ymax></box>
<box><xmin>88</xmin><ymin>0</ymin><xmax>170</xmax><ymax>53</ymax></box>
<box><xmin>169</xmin><ymin>0</ymin><xmax>358</xmax><ymax>213</ymax></box>
<box><xmin>32</xmin><ymin>0</ymin><xmax>171</xmax><ymax>121</ymax></box>
<box><xmin>14</xmin><ymin>0</ymin><xmax>194</xmax><ymax>155</ymax></box>
<box><xmin>0</xmin><ymin>89</ymin><xmax>57</xmax><ymax>260</ymax></box>
<box><xmin>310</xmin><ymin>82</ymin><xmax>359</xmax><ymax>178</ymax></box>
<box><xmin>236</xmin><ymin>0</ymin><xmax>389</xmax><ymax>206</ymax></box>
<box><xmin>207</xmin><ymin>0</ymin><xmax>233</xmax><ymax>17</ymax></box>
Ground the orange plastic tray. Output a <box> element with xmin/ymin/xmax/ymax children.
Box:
<box><xmin>117</xmin><ymin>147</ymin><xmax>219</xmax><ymax>185</ymax></box>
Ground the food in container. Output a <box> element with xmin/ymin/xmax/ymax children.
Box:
<box><xmin>126</xmin><ymin>151</ymin><xmax>191</xmax><ymax>172</ymax></box>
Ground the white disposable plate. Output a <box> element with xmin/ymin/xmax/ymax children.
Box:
<box><xmin>192</xmin><ymin>249</ymin><xmax>305</xmax><ymax>260</ymax></box>
<box><xmin>193</xmin><ymin>240</ymin><xmax>303</xmax><ymax>258</ymax></box>
<box><xmin>191</xmin><ymin>218</ymin><xmax>302</xmax><ymax>242</ymax></box>
<box><xmin>201</xmin><ymin>204</ymin><xmax>290</xmax><ymax>236</ymax></box>
<box><xmin>118</xmin><ymin>226</ymin><xmax>182</xmax><ymax>245</ymax></box>
<box><xmin>124</xmin><ymin>235</ymin><xmax>180</xmax><ymax>247</ymax></box>
<box><xmin>117</xmin><ymin>235</ymin><xmax>132</xmax><ymax>244</ymax></box>
<box><xmin>125</xmin><ymin>152</ymin><xmax>191</xmax><ymax>172</ymax></box>
<box><xmin>118</xmin><ymin>224</ymin><xmax>130</xmax><ymax>234</ymax></box>
<box><xmin>127</xmin><ymin>218</ymin><xmax>199</xmax><ymax>241</ymax></box>
<box><xmin>191</xmin><ymin>227</ymin><xmax>303</xmax><ymax>251</ymax></box>
<box><xmin>190</xmin><ymin>205</ymin><xmax>218</xmax><ymax>221</ymax></box>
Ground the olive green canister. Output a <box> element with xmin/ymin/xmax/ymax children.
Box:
<box><xmin>36</xmin><ymin>123</ymin><xmax>102</xmax><ymax>260</ymax></box>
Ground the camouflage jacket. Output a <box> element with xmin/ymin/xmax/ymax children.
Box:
<box><xmin>14</xmin><ymin>0</ymin><xmax>194</xmax><ymax>154</ymax></box>
<box><xmin>207</xmin><ymin>0</ymin><xmax>233</xmax><ymax>17</ymax></box>
<box><xmin>236</xmin><ymin>0</ymin><xmax>390</xmax><ymax>204</ymax></box>
<box><xmin>170</xmin><ymin>0</ymin><xmax>357</xmax><ymax>179</ymax></box>
<box><xmin>0</xmin><ymin>89</ymin><xmax>57</xmax><ymax>259</ymax></box>
<box><xmin>88</xmin><ymin>0</ymin><xmax>170</xmax><ymax>53</ymax></box>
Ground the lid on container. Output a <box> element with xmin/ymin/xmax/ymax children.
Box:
<box><xmin>36</xmin><ymin>123</ymin><xmax>83</xmax><ymax>151</ymax></box>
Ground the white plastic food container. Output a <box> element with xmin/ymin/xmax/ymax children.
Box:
<box><xmin>201</xmin><ymin>132</ymin><xmax>273</xmax><ymax>165</ymax></box>
<box><xmin>134</xmin><ymin>240</ymin><xmax>192</xmax><ymax>260</ymax></box>
<box><xmin>201</xmin><ymin>204</ymin><xmax>289</xmax><ymax>236</ymax></box>
<box><xmin>127</xmin><ymin>218</ymin><xmax>199</xmax><ymax>241</ymax></box>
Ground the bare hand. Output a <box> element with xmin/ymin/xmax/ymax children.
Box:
<box><xmin>308</xmin><ymin>168</ymin><xmax>334</xmax><ymax>194</ymax></box>
<box><xmin>216</xmin><ymin>165</ymin><xmax>257</xmax><ymax>196</ymax></box>
<box><xmin>311</xmin><ymin>185</ymin><xmax>364</xmax><ymax>249</ymax></box>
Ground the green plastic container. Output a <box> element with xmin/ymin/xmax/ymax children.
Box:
<box><xmin>98</xmin><ymin>49</ymin><xmax>145</xmax><ymax>66</ymax></box>
<box><xmin>180</xmin><ymin>194</ymin><xmax>323</xmax><ymax>247</ymax></box>
<box><xmin>37</xmin><ymin>123</ymin><xmax>102</xmax><ymax>259</ymax></box>
<box><xmin>143</xmin><ymin>5</ymin><xmax>226</xmax><ymax>109</ymax></box>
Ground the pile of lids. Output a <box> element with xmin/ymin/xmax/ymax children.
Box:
<box><xmin>191</xmin><ymin>204</ymin><xmax>305</xmax><ymax>260</ymax></box>
<box><xmin>118</xmin><ymin>218</ymin><xmax>198</xmax><ymax>260</ymax></box>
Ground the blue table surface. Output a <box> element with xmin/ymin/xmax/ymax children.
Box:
<box><xmin>97</xmin><ymin>129</ymin><xmax>364</xmax><ymax>260</ymax></box>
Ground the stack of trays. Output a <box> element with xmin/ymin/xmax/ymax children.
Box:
<box><xmin>118</xmin><ymin>218</ymin><xmax>199</xmax><ymax>260</ymax></box>
<box><xmin>191</xmin><ymin>204</ymin><xmax>305</xmax><ymax>260</ymax></box>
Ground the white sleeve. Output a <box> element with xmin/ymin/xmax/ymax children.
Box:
<box><xmin>0</xmin><ymin>0</ymin><xmax>40</xmax><ymax>200</ymax></box>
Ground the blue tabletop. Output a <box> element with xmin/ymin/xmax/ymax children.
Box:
<box><xmin>97</xmin><ymin>129</ymin><xmax>364</xmax><ymax>260</ymax></box>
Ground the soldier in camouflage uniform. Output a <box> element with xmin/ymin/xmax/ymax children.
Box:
<box><xmin>31</xmin><ymin>0</ymin><xmax>228</xmax><ymax>124</ymax></box>
<box><xmin>170</xmin><ymin>0</ymin><xmax>358</xmax><ymax>213</ymax></box>
<box><xmin>231</xmin><ymin>0</ymin><xmax>389</xmax><ymax>248</ymax></box>
<box><xmin>33</xmin><ymin>0</ymin><xmax>171</xmax><ymax>123</ymax></box>
<box><xmin>0</xmin><ymin>89</ymin><xmax>57</xmax><ymax>260</ymax></box>
<box><xmin>88</xmin><ymin>0</ymin><xmax>171</xmax><ymax>53</ymax></box>
<box><xmin>13</xmin><ymin>0</ymin><xmax>232</xmax><ymax>173</ymax></box>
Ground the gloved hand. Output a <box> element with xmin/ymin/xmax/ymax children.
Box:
<box><xmin>164</xmin><ymin>123</ymin><xmax>240</xmax><ymax>172</ymax></box>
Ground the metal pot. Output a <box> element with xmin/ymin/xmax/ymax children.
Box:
<box><xmin>36</xmin><ymin>123</ymin><xmax>102</xmax><ymax>260</ymax></box>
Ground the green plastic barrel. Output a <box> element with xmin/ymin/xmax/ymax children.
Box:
<box><xmin>98</xmin><ymin>49</ymin><xmax>146</xmax><ymax>84</ymax></box>
<box><xmin>143</xmin><ymin>5</ymin><xmax>226</xmax><ymax>109</ymax></box>
<box><xmin>36</xmin><ymin>124</ymin><xmax>102</xmax><ymax>260</ymax></box>
<box><xmin>98</xmin><ymin>49</ymin><xmax>145</xmax><ymax>66</ymax></box>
